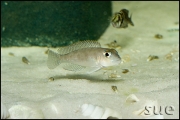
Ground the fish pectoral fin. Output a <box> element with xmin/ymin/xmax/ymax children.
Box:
<box><xmin>62</xmin><ymin>63</ymin><xmax>86</xmax><ymax>71</ymax></box>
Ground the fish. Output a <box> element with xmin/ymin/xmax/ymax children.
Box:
<box><xmin>47</xmin><ymin>40</ymin><xmax>121</xmax><ymax>74</ymax></box>
<box><xmin>111</xmin><ymin>9</ymin><xmax>134</xmax><ymax>28</ymax></box>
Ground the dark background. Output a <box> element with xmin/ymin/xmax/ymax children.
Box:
<box><xmin>1</xmin><ymin>1</ymin><xmax>112</xmax><ymax>47</ymax></box>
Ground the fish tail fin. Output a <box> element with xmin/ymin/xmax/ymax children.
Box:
<box><xmin>129</xmin><ymin>13</ymin><xmax>134</xmax><ymax>26</ymax></box>
<box><xmin>47</xmin><ymin>49</ymin><xmax>60</xmax><ymax>69</ymax></box>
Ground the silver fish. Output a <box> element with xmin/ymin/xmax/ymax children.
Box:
<box><xmin>47</xmin><ymin>40</ymin><xmax>121</xmax><ymax>73</ymax></box>
<box><xmin>111</xmin><ymin>9</ymin><xmax>134</xmax><ymax>28</ymax></box>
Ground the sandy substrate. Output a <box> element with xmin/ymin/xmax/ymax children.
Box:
<box><xmin>1</xmin><ymin>1</ymin><xmax>179</xmax><ymax>119</ymax></box>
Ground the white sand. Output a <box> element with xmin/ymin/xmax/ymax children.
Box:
<box><xmin>1</xmin><ymin>1</ymin><xmax>179</xmax><ymax>119</ymax></box>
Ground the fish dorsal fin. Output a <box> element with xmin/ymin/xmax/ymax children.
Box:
<box><xmin>57</xmin><ymin>40</ymin><xmax>101</xmax><ymax>55</ymax></box>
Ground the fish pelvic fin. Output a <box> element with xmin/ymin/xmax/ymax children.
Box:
<box><xmin>47</xmin><ymin>49</ymin><xmax>60</xmax><ymax>69</ymax></box>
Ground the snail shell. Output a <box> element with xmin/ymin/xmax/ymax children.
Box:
<box><xmin>126</xmin><ymin>94</ymin><xmax>139</xmax><ymax>103</ymax></box>
<box><xmin>81</xmin><ymin>103</ymin><xmax>122</xmax><ymax>119</ymax></box>
<box><xmin>1</xmin><ymin>102</ymin><xmax>10</xmax><ymax>119</ymax></box>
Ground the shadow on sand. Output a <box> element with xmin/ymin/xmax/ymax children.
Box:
<box><xmin>52</xmin><ymin>73</ymin><xmax>124</xmax><ymax>83</ymax></box>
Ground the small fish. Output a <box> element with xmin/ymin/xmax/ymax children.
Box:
<box><xmin>111</xmin><ymin>9</ymin><xmax>134</xmax><ymax>28</ymax></box>
<box><xmin>47</xmin><ymin>40</ymin><xmax>121</xmax><ymax>74</ymax></box>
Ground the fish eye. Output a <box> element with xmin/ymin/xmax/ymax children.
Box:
<box><xmin>103</xmin><ymin>52</ymin><xmax>111</xmax><ymax>58</ymax></box>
